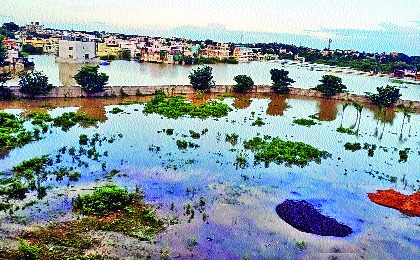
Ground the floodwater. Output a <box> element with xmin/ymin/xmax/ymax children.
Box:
<box><xmin>1</xmin><ymin>94</ymin><xmax>420</xmax><ymax>259</ymax></box>
<box><xmin>6</xmin><ymin>55</ymin><xmax>420</xmax><ymax>101</ymax></box>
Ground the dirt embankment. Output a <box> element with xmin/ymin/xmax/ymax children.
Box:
<box><xmin>368</xmin><ymin>189</ymin><xmax>420</xmax><ymax>217</ymax></box>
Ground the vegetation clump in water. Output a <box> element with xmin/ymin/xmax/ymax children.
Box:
<box><xmin>243</xmin><ymin>136</ymin><xmax>331</xmax><ymax>167</ymax></box>
<box><xmin>0</xmin><ymin>112</ymin><xmax>34</xmax><ymax>154</ymax></box>
<box><xmin>176</xmin><ymin>139</ymin><xmax>199</xmax><ymax>149</ymax></box>
<box><xmin>344</xmin><ymin>142</ymin><xmax>362</xmax><ymax>151</ymax></box>
<box><xmin>52</xmin><ymin>112</ymin><xmax>98</xmax><ymax>131</ymax></box>
<box><xmin>293</xmin><ymin>118</ymin><xmax>317</xmax><ymax>127</ymax></box>
<box><xmin>336</xmin><ymin>126</ymin><xmax>356</xmax><ymax>135</ymax></box>
<box><xmin>143</xmin><ymin>94</ymin><xmax>232</xmax><ymax>119</ymax></box>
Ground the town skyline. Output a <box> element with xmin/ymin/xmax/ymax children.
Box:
<box><xmin>1</xmin><ymin>0</ymin><xmax>420</xmax><ymax>55</ymax></box>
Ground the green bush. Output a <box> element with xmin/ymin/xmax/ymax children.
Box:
<box><xmin>72</xmin><ymin>184</ymin><xmax>139</xmax><ymax>216</ymax></box>
<box><xmin>188</xmin><ymin>66</ymin><xmax>215</xmax><ymax>93</ymax></box>
<box><xmin>233</xmin><ymin>75</ymin><xmax>254</xmax><ymax>93</ymax></box>
<box><xmin>344</xmin><ymin>142</ymin><xmax>361</xmax><ymax>151</ymax></box>
<box><xmin>293</xmin><ymin>118</ymin><xmax>316</xmax><ymax>126</ymax></box>
<box><xmin>314</xmin><ymin>75</ymin><xmax>347</xmax><ymax>97</ymax></box>
<box><xmin>366</xmin><ymin>85</ymin><xmax>401</xmax><ymax>107</ymax></box>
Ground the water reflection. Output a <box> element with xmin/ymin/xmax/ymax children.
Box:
<box><xmin>266</xmin><ymin>94</ymin><xmax>288</xmax><ymax>116</ymax></box>
<box><xmin>317</xmin><ymin>99</ymin><xmax>339</xmax><ymax>121</ymax></box>
<box><xmin>232</xmin><ymin>95</ymin><xmax>252</xmax><ymax>109</ymax></box>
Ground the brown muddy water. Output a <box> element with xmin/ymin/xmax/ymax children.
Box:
<box><xmin>1</xmin><ymin>94</ymin><xmax>420</xmax><ymax>259</ymax></box>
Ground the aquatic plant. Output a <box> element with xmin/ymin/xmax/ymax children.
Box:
<box><xmin>109</xmin><ymin>107</ymin><xmax>124</xmax><ymax>114</ymax></box>
<box><xmin>344</xmin><ymin>142</ymin><xmax>362</xmax><ymax>151</ymax></box>
<box><xmin>336</xmin><ymin>126</ymin><xmax>356</xmax><ymax>135</ymax></box>
<box><xmin>251</xmin><ymin>117</ymin><xmax>265</xmax><ymax>126</ymax></box>
<box><xmin>399</xmin><ymin>148</ymin><xmax>410</xmax><ymax>163</ymax></box>
<box><xmin>0</xmin><ymin>112</ymin><xmax>34</xmax><ymax>154</ymax></box>
<box><xmin>225</xmin><ymin>133</ymin><xmax>239</xmax><ymax>146</ymax></box>
<box><xmin>176</xmin><ymin>139</ymin><xmax>199</xmax><ymax>149</ymax></box>
<box><xmin>293</xmin><ymin>118</ymin><xmax>316</xmax><ymax>127</ymax></box>
<box><xmin>143</xmin><ymin>95</ymin><xmax>232</xmax><ymax>119</ymax></box>
<box><xmin>243</xmin><ymin>137</ymin><xmax>331</xmax><ymax>167</ymax></box>
<box><xmin>52</xmin><ymin>112</ymin><xmax>98</xmax><ymax>131</ymax></box>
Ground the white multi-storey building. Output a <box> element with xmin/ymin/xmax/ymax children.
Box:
<box><xmin>56</xmin><ymin>35</ymin><xmax>99</xmax><ymax>63</ymax></box>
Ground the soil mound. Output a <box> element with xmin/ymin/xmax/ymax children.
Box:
<box><xmin>368</xmin><ymin>189</ymin><xmax>420</xmax><ymax>217</ymax></box>
<box><xmin>276</xmin><ymin>200</ymin><xmax>353</xmax><ymax>237</ymax></box>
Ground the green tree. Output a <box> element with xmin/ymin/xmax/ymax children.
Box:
<box><xmin>233</xmin><ymin>75</ymin><xmax>254</xmax><ymax>93</ymax></box>
<box><xmin>18</xmin><ymin>70</ymin><xmax>53</xmax><ymax>98</ymax></box>
<box><xmin>0</xmin><ymin>71</ymin><xmax>14</xmax><ymax>100</ymax></box>
<box><xmin>2</xmin><ymin>22</ymin><xmax>20</xmax><ymax>32</ymax></box>
<box><xmin>314</xmin><ymin>75</ymin><xmax>347</xmax><ymax>97</ymax></box>
<box><xmin>120</xmin><ymin>49</ymin><xmax>131</xmax><ymax>60</ymax></box>
<box><xmin>188</xmin><ymin>66</ymin><xmax>215</xmax><ymax>93</ymax></box>
<box><xmin>0</xmin><ymin>35</ymin><xmax>8</xmax><ymax>63</ymax></box>
<box><xmin>270</xmin><ymin>68</ymin><xmax>295</xmax><ymax>94</ymax></box>
<box><xmin>367</xmin><ymin>85</ymin><xmax>402</xmax><ymax>107</ymax></box>
<box><xmin>74</xmin><ymin>65</ymin><xmax>109</xmax><ymax>94</ymax></box>
<box><xmin>22</xmin><ymin>44</ymin><xmax>43</xmax><ymax>55</ymax></box>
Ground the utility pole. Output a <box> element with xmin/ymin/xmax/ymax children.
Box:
<box><xmin>328</xmin><ymin>38</ymin><xmax>332</xmax><ymax>50</ymax></box>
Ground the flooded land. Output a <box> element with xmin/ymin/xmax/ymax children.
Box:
<box><xmin>1</xmin><ymin>91</ymin><xmax>420</xmax><ymax>259</ymax></box>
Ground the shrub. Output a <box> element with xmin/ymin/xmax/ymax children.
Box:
<box><xmin>233</xmin><ymin>75</ymin><xmax>254</xmax><ymax>93</ymax></box>
<box><xmin>188</xmin><ymin>66</ymin><xmax>215</xmax><ymax>93</ymax></box>
<box><xmin>293</xmin><ymin>118</ymin><xmax>316</xmax><ymax>126</ymax></box>
<box><xmin>344</xmin><ymin>142</ymin><xmax>361</xmax><ymax>151</ymax></box>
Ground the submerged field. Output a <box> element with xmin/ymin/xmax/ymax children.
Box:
<box><xmin>0</xmin><ymin>93</ymin><xmax>420</xmax><ymax>259</ymax></box>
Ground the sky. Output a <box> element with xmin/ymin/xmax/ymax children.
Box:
<box><xmin>1</xmin><ymin>0</ymin><xmax>420</xmax><ymax>55</ymax></box>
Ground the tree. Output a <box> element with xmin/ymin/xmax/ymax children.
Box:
<box><xmin>0</xmin><ymin>35</ymin><xmax>8</xmax><ymax>64</ymax></box>
<box><xmin>314</xmin><ymin>75</ymin><xmax>347</xmax><ymax>97</ymax></box>
<box><xmin>233</xmin><ymin>75</ymin><xmax>254</xmax><ymax>93</ymax></box>
<box><xmin>270</xmin><ymin>68</ymin><xmax>295</xmax><ymax>94</ymax></box>
<box><xmin>120</xmin><ymin>49</ymin><xmax>131</xmax><ymax>60</ymax></box>
<box><xmin>22</xmin><ymin>44</ymin><xmax>43</xmax><ymax>55</ymax></box>
<box><xmin>2</xmin><ymin>22</ymin><xmax>20</xmax><ymax>32</ymax></box>
<box><xmin>188</xmin><ymin>66</ymin><xmax>215</xmax><ymax>93</ymax></box>
<box><xmin>19</xmin><ymin>71</ymin><xmax>53</xmax><ymax>98</ymax></box>
<box><xmin>74</xmin><ymin>66</ymin><xmax>109</xmax><ymax>94</ymax></box>
<box><xmin>366</xmin><ymin>85</ymin><xmax>401</xmax><ymax>107</ymax></box>
<box><xmin>0</xmin><ymin>71</ymin><xmax>14</xmax><ymax>100</ymax></box>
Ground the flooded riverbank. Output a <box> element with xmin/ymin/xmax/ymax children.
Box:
<box><xmin>1</xmin><ymin>94</ymin><xmax>420</xmax><ymax>259</ymax></box>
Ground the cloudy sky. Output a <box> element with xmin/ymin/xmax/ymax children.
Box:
<box><xmin>1</xmin><ymin>0</ymin><xmax>419</xmax><ymax>55</ymax></box>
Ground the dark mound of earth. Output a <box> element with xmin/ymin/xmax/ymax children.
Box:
<box><xmin>276</xmin><ymin>200</ymin><xmax>353</xmax><ymax>237</ymax></box>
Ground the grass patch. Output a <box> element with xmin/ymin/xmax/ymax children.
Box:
<box><xmin>52</xmin><ymin>112</ymin><xmax>98</xmax><ymax>131</ymax></box>
<box><xmin>243</xmin><ymin>136</ymin><xmax>331</xmax><ymax>167</ymax></box>
<box><xmin>176</xmin><ymin>139</ymin><xmax>199</xmax><ymax>149</ymax></box>
<box><xmin>143</xmin><ymin>94</ymin><xmax>232</xmax><ymax>119</ymax></box>
<box><xmin>109</xmin><ymin>107</ymin><xmax>124</xmax><ymax>114</ymax></box>
<box><xmin>251</xmin><ymin>117</ymin><xmax>265</xmax><ymax>126</ymax></box>
<box><xmin>0</xmin><ymin>112</ymin><xmax>34</xmax><ymax>155</ymax></box>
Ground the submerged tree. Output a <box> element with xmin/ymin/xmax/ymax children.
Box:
<box><xmin>74</xmin><ymin>65</ymin><xmax>109</xmax><ymax>94</ymax></box>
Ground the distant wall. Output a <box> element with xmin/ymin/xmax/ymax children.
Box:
<box><xmin>4</xmin><ymin>85</ymin><xmax>420</xmax><ymax>110</ymax></box>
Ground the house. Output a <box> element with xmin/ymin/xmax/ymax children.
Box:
<box><xmin>56</xmin><ymin>35</ymin><xmax>99</xmax><ymax>63</ymax></box>
<box><xmin>205</xmin><ymin>43</ymin><xmax>230</xmax><ymax>59</ymax></box>
<box><xmin>26</xmin><ymin>22</ymin><xmax>44</xmax><ymax>34</ymax></box>
<box><xmin>233</xmin><ymin>47</ymin><xmax>253</xmax><ymax>62</ymax></box>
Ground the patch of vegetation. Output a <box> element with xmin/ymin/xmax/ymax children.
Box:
<box><xmin>270</xmin><ymin>68</ymin><xmax>295</xmax><ymax>94</ymax></box>
<box><xmin>176</xmin><ymin>139</ymin><xmax>199</xmax><ymax>149</ymax></box>
<box><xmin>3</xmin><ymin>185</ymin><xmax>164</xmax><ymax>258</ymax></box>
<box><xmin>225</xmin><ymin>133</ymin><xmax>239</xmax><ymax>146</ymax></box>
<box><xmin>165</xmin><ymin>128</ymin><xmax>174</xmax><ymax>135</ymax></box>
<box><xmin>336</xmin><ymin>126</ymin><xmax>356</xmax><ymax>135</ymax></box>
<box><xmin>189</xmin><ymin>130</ymin><xmax>201</xmax><ymax>139</ymax></box>
<box><xmin>243</xmin><ymin>137</ymin><xmax>331</xmax><ymax>167</ymax></box>
<box><xmin>143</xmin><ymin>94</ymin><xmax>232</xmax><ymax>119</ymax></box>
<box><xmin>314</xmin><ymin>75</ymin><xmax>347</xmax><ymax>97</ymax></box>
<box><xmin>72</xmin><ymin>184</ymin><xmax>137</xmax><ymax>216</ymax></box>
<box><xmin>363</xmin><ymin>143</ymin><xmax>377</xmax><ymax>157</ymax></box>
<box><xmin>0</xmin><ymin>112</ymin><xmax>34</xmax><ymax>154</ymax></box>
<box><xmin>295</xmin><ymin>240</ymin><xmax>308</xmax><ymax>250</ymax></box>
<box><xmin>251</xmin><ymin>117</ymin><xmax>265</xmax><ymax>126</ymax></box>
<box><xmin>235</xmin><ymin>150</ymin><xmax>248</xmax><ymax>169</ymax></box>
<box><xmin>293</xmin><ymin>118</ymin><xmax>316</xmax><ymax>126</ymax></box>
<box><xmin>344</xmin><ymin>142</ymin><xmax>362</xmax><ymax>151</ymax></box>
<box><xmin>109</xmin><ymin>107</ymin><xmax>124</xmax><ymax>114</ymax></box>
<box><xmin>52</xmin><ymin>112</ymin><xmax>98</xmax><ymax>131</ymax></box>
<box><xmin>399</xmin><ymin>148</ymin><xmax>410</xmax><ymax>163</ymax></box>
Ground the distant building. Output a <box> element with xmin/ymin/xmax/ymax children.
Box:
<box><xmin>205</xmin><ymin>43</ymin><xmax>230</xmax><ymax>59</ymax></box>
<box><xmin>233</xmin><ymin>47</ymin><xmax>253</xmax><ymax>62</ymax></box>
<box><xmin>56</xmin><ymin>35</ymin><xmax>99</xmax><ymax>63</ymax></box>
<box><xmin>26</xmin><ymin>22</ymin><xmax>44</xmax><ymax>34</ymax></box>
